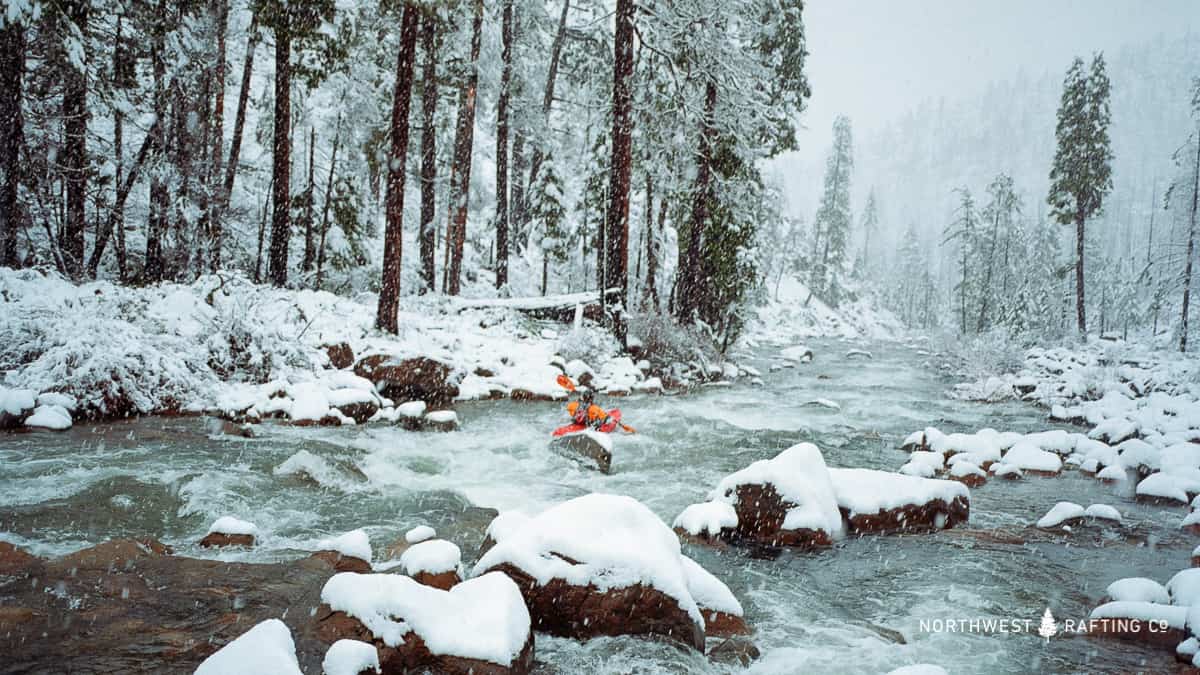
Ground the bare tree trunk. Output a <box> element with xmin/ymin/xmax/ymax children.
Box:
<box><xmin>645</xmin><ymin>190</ymin><xmax>664</xmax><ymax>311</ymax></box>
<box><xmin>417</xmin><ymin>12</ymin><xmax>438</xmax><ymax>293</ymax></box>
<box><xmin>494</xmin><ymin>0</ymin><xmax>513</xmax><ymax>289</ymax></box>
<box><xmin>220</xmin><ymin>13</ymin><xmax>258</xmax><ymax>219</ymax></box>
<box><xmin>522</xmin><ymin>0</ymin><xmax>571</xmax><ymax>223</ymax></box>
<box><xmin>62</xmin><ymin>0</ymin><xmax>90</xmax><ymax>279</ymax></box>
<box><xmin>376</xmin><ymin>3</ymin><xmax>419</xmax><ymax>332</ymax></box>
<box><xmin>676</xmin><ymin>80</ymin><xmax>717</xmax><ymax>323</ymax></box>
<box><xmin>255</xmin><ymin>174</ymin><xmax>273</xmax><ymax>283</ymax></box>
<box><xmin>207</xmin><ymin>0</ymin><xmax>228</xmax><ymax>271</ymax></box>
<box><xmin>302</xmin><ymin>126</ymin><xmax>316</xmax><ymax>271</ymax></box>
<box><xmin>604</xmin><ymin>0</ymin><xmax>634</xmax><ymax>321</ymax></box>
<box><xmin>316</xmin><ymin>121</ymin><xmax>340</xmax><ymax>288</ymax></box>
<box><xmin>443</xmin><ymin>0</ymin><xmax>483</xmax><ymax>296</ymax></box>
<box><xmin>267</xmin><ymin>28</ymin><xmax>292</xmax><ymax>287</ymax></box>
<box><xmin>113</xmin><ymin>103</ymin><xmax>126</xmax><ymax>279</ymax></box>
<box><xmin>976</xmin><ymin>209</ymin><xmax>1000</xmax><ymax>332</ymax></box>
<box><xmin>1075</xmin><ymin>209</ymin><xmax>1086</xmax><ymax>335</ymax></box>
<box><xmin>1</xmin><ymin>22</ymin><xmax>25</xmax><ymax>267</ymax></box>
<box><xmin>1180</xmin><ymin>132</ymin><xmax>1200</xmax><ymax>352</ymax></box>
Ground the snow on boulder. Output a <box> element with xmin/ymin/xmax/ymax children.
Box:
<box><xmin>1136</xmin><ymin>473</ymin><xmax>1190</xmax><ymax>504</ymax></box>
<box><xmin>632</xmin><ymin>377</ymin><xmax>663</xmax><ymax>395</ymax></box>
<box><xmin>1036</xmin><ymin>502</ymin><xmax>1086</xmax><ymax>529</ymax></box>
<box><xmin>991</xmin><ymin>463</ymin><xmax>1022</xmax><ymax>480</ymax></box>
<box><xmin>322</xmin><ymin>639</ymin><xmax>381</xmax><ymax>675</ymax></box>
<box><xmin>1105</xmin><ymin>578</ymin><xmax>1170</xmax><ymax>605</ymax></box>
<box><xmin>200</xmin><ymin>516</ymin><xmax>258</xmax><ymax>548</ymax></box>
<box><xmin>36</xmin><ymin>392</ymin><xmax>77</xmax><ymax>411</ymax></box>
<box><xmin>1084</xmin><ymin>504</ymin><xmax>1122</xmax><ymax>522</ymax></box>
<box><xmin>317</xmin><ymin>571</ymin><xmax>534</xmax><ymax>674</ymax></box>
<box><xmin>1097</xmin><ymin>465</ymin><xmax>1127</xmax><ymax>483</ymax></box>
<box><xmin>288</xmin><ymin>381</ymin><xmax>333</xmax><ymax>425</ymax></box>
<box><xmin>401</xmin><ymin>539</ymin><xmax>463</xmax><ymax>590</ymax></box>
<box><xmin>707</xmin><ymin>442</ymin><xmax>845</xmax><ymax>547</ymax></box>
<box><xmin>1089</xmin><ymin>417</ymin><xmax>1140</xmax><ymax>445</ymax></box>
<box><xmin>948</xmin><ymin>461</ymin><xmax>987</xmax><ymax>487</ymax></box>
<box><xmin>828</xmin><ymin>468</ymin><xmax>970</xmax><ymax>534</ymax></box>
<box><xmin>472</xmin><ymin>493</ymin><xmax>723</xmax><ymax>649</ymax></box>
<box><xmin>564</xmin><ymin>359</ymin><xmax>595</xmax><ymax>386</ymax></box>
<box><xmin>24</xmin><ymin>404</ymin><xmax>72</xmax><ymax>431</ymax></box>
<box><xmin>680</xmin><ymin>555</ymin><xmax>747</xmax><ymax>637</ymax></box>
<box><xmin>672</xmin><ymin>501</ymin><xmax>739</xmax><ymax>542</ymax></box>
<box><xmin>1169</xmin><ymin>569</ymin><xmax>1200</xmax><ymax>606</ymax></box>
<box><xmin>424</xmin><ymin>410</ymin><xmax>459</xmax><ymax>432</ymax></box>
<box><xmin>1087</xmin><ymin>601</ymin><xmax>1187</xmax><ymax>646</ymax></box>
<box><xmin>313</xmin><ymin>529</ymin><xmax>373</xmax><ymax>573</ymax></box>
<box><xmin>0</xmin><ymin>387</ymin><xmax>36</xmax><ymax>428</ymax></box>
<box><xmin>899</xmin><ymin>461</ymin><xmax>935</xmax><ymax>478</ymax></box>
<box><xmin>1002</xmin><ymin>442</ymin><xmax>1063</xmax><ymax>475</ymax></box>
<box><xmin>1117</xmin><ymin>438</ymin><xmax>1160</xmax><ymax>474</ymax></box>
<box><xmin>195</xmin><ymin>619</ymin><xmax>302</xmax><ymax>675</ymax></box>
<box><xmin>405</xmin><ymin>525</ymin><xmax>436</xmax><ymax>544</ymax></box>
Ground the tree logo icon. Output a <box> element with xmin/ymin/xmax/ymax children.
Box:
<box><xmin>1038</xmin><ymin>608</ymin><xmax>1059</xmax><ymax>642</ymax></box>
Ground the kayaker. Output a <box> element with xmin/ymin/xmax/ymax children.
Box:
<box><xmin>566</xmin><ymin>389</ymin><xmax>610</xmax><ymax>430</ymax></box>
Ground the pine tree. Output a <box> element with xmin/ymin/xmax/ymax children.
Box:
<box><xmin>943</xmin><ymin>188</ymin><xmax>980</xmax><ymax>333</ymax></box>
<box><xmin>977</xmin><ymin>173</ymin><xmax>1021</xmax><ymax>332</ymax></box>
<box><xmin>442</xmin><ymin>0</ymin><xmax>484</xmax><ymax>296</ymax></box>
<box><xmin>1167</xmin><ymin>77</ymin><xmax>1200</xmax><ymax>351</ymax></box>
<box><xmin>855</xmin><ymin>189</ymin><xmax>879</xmax><ymax>278</ymax></box>
<box><xmin>1048</xmin><ymin>53</ymin><xmax>1114</xmax><ymax>334</ymax></box>
<box><xmin>811</xmin><ymin>115</ymin><xmax>854</xmax><ymax>306</ymax></box>
<box><xmin>529</xmin><ymin>158</ymin><xmax>568</xmax><ymax>296</ymax></box>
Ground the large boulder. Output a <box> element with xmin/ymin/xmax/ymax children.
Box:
<box><xmin>354</xmin><ymin>355</ymin><xmax>462</xmax><ymax>406</ymax></box>
<box><xmin>704</xmin><ymin>443</ymin><xmax>845</xmax><ymax>548</ymax></box>
<box><xmin>473</xmin><ymin>494</ymin><xmax>744</xmax><ymax>650</ymax></box>
<box><xmin>828</xmin><ymin>468</ymin><xmax>970</xmax><ymax>534</ymax></box>
<box><xmin>0</xmin><ymin>387</ymin><xmax>36</xmax><ymax>430</ymax></box>
<box><xmin>317</xmin><ymin>572</ymin><xmax>534</xmax><ymax>674</ymax></box>
<box><xmin>324</xmin><ymin>343</ymin><xmax>356</xmax><ymax>370</ymax></box>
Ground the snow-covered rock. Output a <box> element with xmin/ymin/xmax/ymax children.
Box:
<box><xmin>672</xmin><ymin>501</ymin><xmax>739</xmax><ymax>541</ymax></box>
<box><xmin>424</xmin><ymin>410</ymin><xmax>459</xmax><ymax>432</ymax></box>
<box><xmin>948</xmin><ymin>460</ymin><xmax>987</xmax><ymax>487</ymax></box>
<box><xmin>1084</xmin><ymin>503</ymin><xmax>1122</xmax><ymax>522</ymax></box>
<box><xmin>401</xmin><ymin>539</ymin><xmax>463</xmax><ymax>589</ymax></box>
<box><xmin>828</xmin><ymin>468</ymin><xmax>970</xmax><ymax>534</ymax></box>
<box><xmin>313</xmin><ymin>529</ymin><xmax>373</xmax><ymax>572</ymax></box>
<box><xmin>473</xmin><ymin>493</ymin><xmax>737</xmax><ymax>648</ymax></box>
<box><xmin>1136</xmin><ymin>473</ymin><xmax>1190</xmax><ymax>504</ymax></box>
<box><xmin>548</xmin><ymin>429</ymin><xmax>613</xmax><ymax>473</ymax></box>
<box><xmin>1036</xmin><ymin>502</ymin><xmax>1085</xmax><ymax>528</ymax></box>
<box><xmin>195</xmin><ymin>619</ymin><xmax>302</xmax><ymax>675</ymax></box>
<box><xmin>318</xmin><ymin>571</ymin><xmax>534</xmax><ymax>673</ymax></box>
<box><xmin>1002</xmin><ymin>442</ymin><xmax>1063</xmax><ymax>474</ymax></box>
<box><xmin>322</xmin><ymin>639</ymin><xmax>381</xmax><ymax>675</ymax></box>
<box><xmin>23</xmin><ymin>404</ymin><xmax>72</xmax><ymax>430</ymax></box>
<box><xmin>201</xmin><ymin>516</ymin><xmax>259</xmax><ymax>548</ymax></box>
<box><xmin>1105</xmin><ymin>578</ymin><xmax>1169</xmax><ymax>605</ymax></box>
<box><xmin>405</xmin><ymin>525</ymin><xmax>436</xmax><ymax>544</ymax></box>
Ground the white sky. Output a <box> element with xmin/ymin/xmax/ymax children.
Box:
<box><xmin>792</xmin><ymin>0</ymin><xmax>1199</xmax><ymax>162</ymax></box>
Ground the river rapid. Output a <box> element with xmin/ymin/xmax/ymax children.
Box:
<box><xmin>0</xmin><ymin>337</ymin><xmax>1190</xmax><ymax>674</ymax></box>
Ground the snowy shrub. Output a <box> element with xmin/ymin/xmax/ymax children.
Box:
<box><xmin>934</xmin><ymin>328</ymin><xmax>1027</xmax><ymax>381</ymax></box>
<box><xmin>555</xmin><ymin>323</ymin><xmax>620</xmax><ymax>364</ymax></box>
<box><xmin>626</xmin><ymin>312</ymin><xmax>719</xmax><ymax>366</ymax></box>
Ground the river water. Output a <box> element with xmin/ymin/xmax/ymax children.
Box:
<box><xmin>0</xmin><ymin>338</ymin><xmax>1190</xmax><ymax>674</ymax></box>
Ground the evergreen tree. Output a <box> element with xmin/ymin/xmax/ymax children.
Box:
<box><xmin>1166</xmin><ymin>77</ymin><xmax>1200</xmax><ymax>351</ymax></box>
<box><xmin>977</xmin><ymin>173</ymin><xmax>1021</xmax><ymax>332</ymax></box>
<box><xmin>854</xmin><ymin>188</ymin><xmax>879</xmax><ymax>279</ymax></box>
<box><xmin>1047</xmin><ymin>53</ymin><xmax>1114</xmax><ymax>334</ymax></box>
<box><xmin>529</xmin><ymin>157</ymin><xmax>568</xmax><ymax>296</ymax></box>
<box><xmin>811</xmin><ymin>115</ymin><xmax>853</xmax><ymax>306</ymax></box>
<box><xmin>943</xmin><ymin>188</ymin><xmax>981</xmax><ymax>333</ymax></box>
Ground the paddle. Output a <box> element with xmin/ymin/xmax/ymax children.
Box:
<box><xmin>555</xmin><ymin>374</ymin><xmax>636</xmax><ymax>434</ymax></box>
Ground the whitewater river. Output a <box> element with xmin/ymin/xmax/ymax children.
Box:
<box><xmin>0</xmin><ymin>338</ymin><xmax>1191</xmax><ymax>674</ymax></box>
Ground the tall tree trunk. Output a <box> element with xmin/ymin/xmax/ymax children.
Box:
<box><xmin>62</xmin><ymin>0</ymin><xmax>90</xmax><ymax>279</ymax></box>
<box><xmin>676</xmin><ymin>80</ymin><xmax>718</xmax><ymax>323</ymax></box>
<box><xmin>255</xmin><ymin>174</ymin><xmax>273</xmax><ymax>283</ymax></box>
<box><xmin>207</xmin><ymin>0</ymin><xmax>228</xmax><ymax>271</ymax></box>
<box><xmin>1075</xmin><ymin>210</ymin><xmax>1086</xmax><ymax>335</ymax></box>
<box><xmin>146</xmin><ymin>8</ymin><xmax>169</xmax><ymax>283</ymax></box>
<box><xmin>442</xmin><ymin>0</ymin><xmax>483</xmax><ymax>296</ymax></box>
<box><xmin>376</xmin><ymin>3</ymin><xmax>419</xmax><ymax>332</ymax></box>
<box><xmin>0</xmin><ymin>22</ymin><xmax>25</xmax><ymax>267</ymax></box>
<box><xmin>316</xmin><ymin>121</ymin><xmax>340</xmax><ymax>288</ymax></box>
<box><xmin>522</xmin><ymin>0</ymin><xmax>570</xmax><ymax>224</ymax></box>
<box><xmin>113</xmin><ymin>103</ymin><xmax>126</xmax><ymax>278</ymax></box>
<box><xmin>494</xmin><ymin>0</ymin><xmax>513</xmax><ymax>289</ymax></box>
<box><xmin>417</xmin><ymin>12</ymin><xmax>438</xmax><ymax>293</ymax></box>
<box><xmin>645</xmin><ymin>189</ymin><xmax>665</xmax><ymax>311</ymax></box>
<box><xmin>1180</xmin><ymin>132</ymin><xmax>1200</xmax><ymax>352</ymax></box>
<box><xmin>267</xmin><ymin>28</ymin><xmax>292</xmax><ymax>287</ymax></box>
<box><xmin>220</xmin><ymin>14</ymin><xmax>258</xmax><ymax>215</ymax></box>
<box><xmin>302</xmin><ymin>126</ymin><xmax>316</xmax><ymax>271</ymax></box>
<box><xmin>604</xmin><ymin>0</ymin><xmax>634</xmax><ymax>317</ymax></box>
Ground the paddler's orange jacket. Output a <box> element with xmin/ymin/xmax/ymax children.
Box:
<box><xmin>566</xmin><ymin>401</ymin><xmax>607</xmax><ymax>425</ymax></box>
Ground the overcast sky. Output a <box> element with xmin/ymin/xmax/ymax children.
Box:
<box><xmin>791</xmin><ymin>0</ymin><xmax>1199</xmax><ymax>164</ymax></box>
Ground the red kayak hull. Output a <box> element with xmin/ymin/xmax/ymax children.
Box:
<box><xmin>552</xmin><ymin>409</ymin><xmax>621</xmax><ymax>436</ymax></box>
